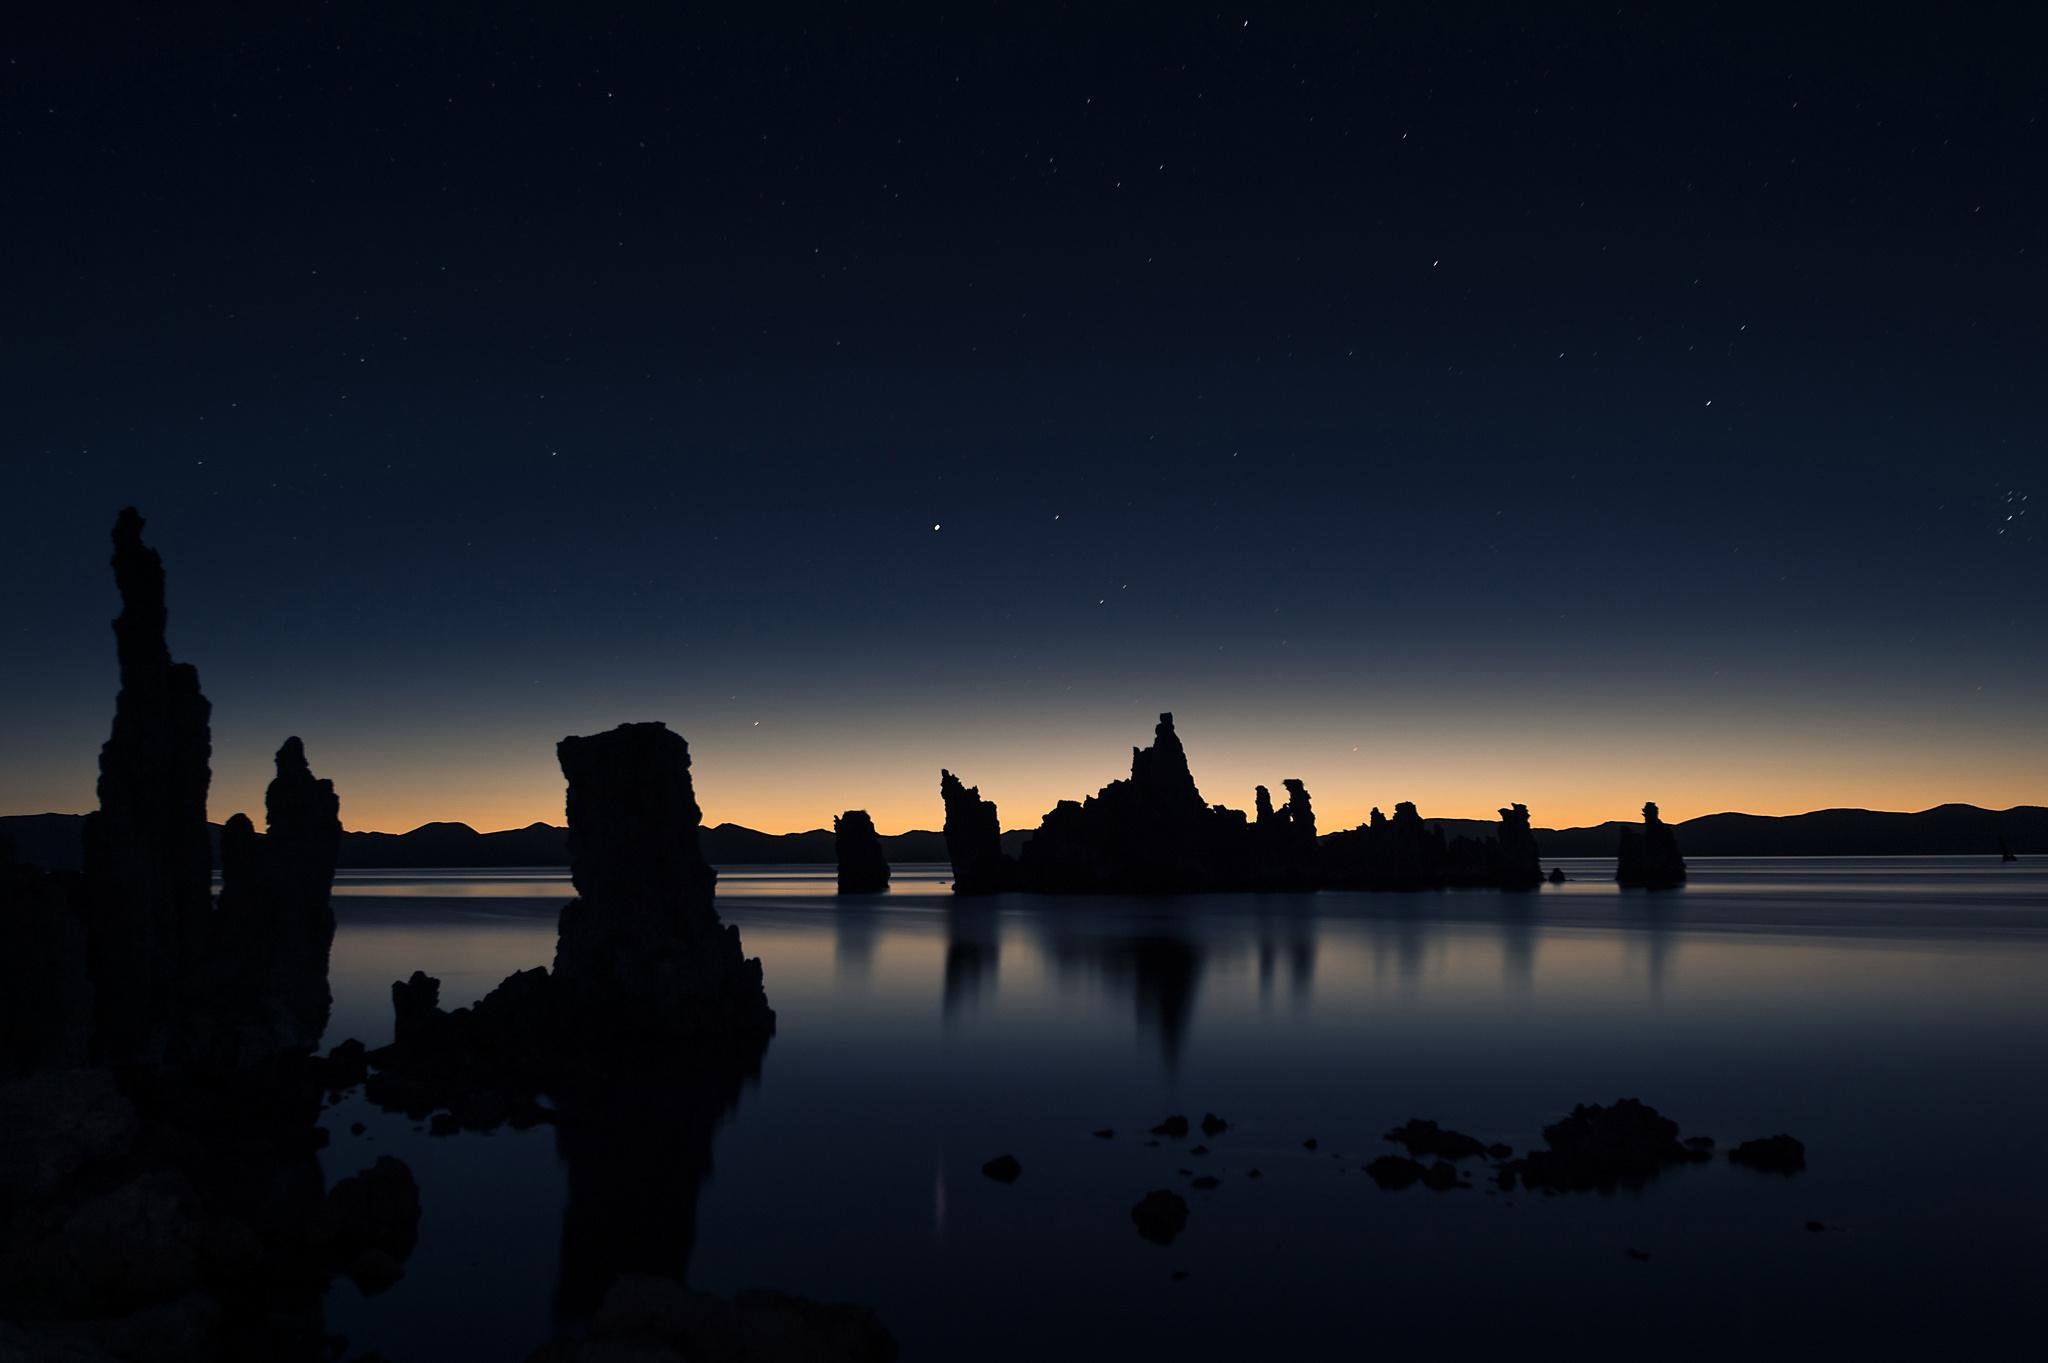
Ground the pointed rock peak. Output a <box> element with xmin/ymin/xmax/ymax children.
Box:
<box><xmin>1255</xmin><ymin>785</ymin><xmax>1275</xmax><ymax>821</ymax></box>
<box><xmin>276</xmin><ymin>735</ymin><xmax>310</xmax><ymax>778</ymax></box>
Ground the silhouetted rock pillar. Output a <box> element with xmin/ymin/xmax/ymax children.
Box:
<box><xmin>1617</xmin><ymin>801</ymin><xmax>1687</xmax><ymax>888</ymax></box>
<box><xmin>940</xmin><ymin>769</ymin><xmax>1014</xmax><ymax>894</ymax></box>
<box><xmin>80</xmin><ymin>508</ymin><xmax>214</xmax><ymax>1067</ymax></box>
<box><xmin>213</xmin><ymin>737</ymin><xmax>342</xmax><ymax>1063</ymax></box>
<box><xmin>1494</xmin><ymin>803</ymin><xmax>1543</xmax><ymax>890</ymax></box>
<box><xmin>553</xmin><ymin>722</ymin><xmax>774</xmax><ymax>1040</ymax></box>
<box><xmin>833</xmin><ymin>809</ymin><xmax>890</xmax><ymax>895</ymax></box>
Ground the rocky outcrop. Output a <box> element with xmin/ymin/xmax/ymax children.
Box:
<box><xmin>212</xmin><ymin>738</ymin><xmax>341</xmax><ymax>1066</ymax></box>
<box><xmin>1617</xmin><ymin>801</ymin><xmax>1687</xmax><ymax>888</ymax></box>
<box><xmin>834</xmin><ymin>810</ymin><xmax>890</xmax><ymax>895</ymax></box>
<box><xmin>940</xmin><ymin>770</ymin><xmax>1015</xmax><ymax>894</ymax></box>
<box><xmin>554</xmin><ymin>722</ymin><xmax>773</xmax><ymax>1042</ymax></box>
<box><xmin>0</xmin><ymin>847</ymin><xmax>93</xmax><ymax>1075</ymax></box>
<box><xmin>1010</xmin><ymin>713</ymin><xmax>1322</xmax><ymax>893</ymax></box>
<box><xmin>80</xmin><ymin>508</ymin><xmax>216</xmax><ymax>1068</ymax></box>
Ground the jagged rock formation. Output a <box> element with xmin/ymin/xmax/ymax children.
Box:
<box><xmin>213</xmin><ymin>737</ymin><xmax>342</xmax><ymax>1066</ymax></box>
<box><xmin>1491</xmin><ymin>803</ymin><xmax>1543</xmax><ymax>889</ymax></box>
<box><xmin>553</xmin><ymin>722</ymin><xmax>774</xmax><ymax>1042</ymax></box>
<box><xmin>80</xmin><ymin>507</ymin><xmax>216</xmax><ymax>1068</ymax></box>
<box><xmin>834</xmin><ymin>809</ymin><xmax>890</xmax><ymax>894</ymax></box>
<box><xmin>1617</xmin><ymin>801</ymin><xmax>1687</xmax><ymax>888</ymax></box>
<box><xmin>940</xmin><ymin>769</ymin><xmax>1015</xmax><ymax>894</ymax></box>
<box><xmin>0</xmin><ymin>509</ymin><xmax>397</xmax><ymax>1362</ymax></box>
<box><xmin>1012</xmin><ymin>713</ymin><xmax>1310</xmax><ymax>893</ymax></box>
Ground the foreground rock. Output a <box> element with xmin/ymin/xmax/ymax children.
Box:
<box><xmin>1617</xmin><ymin>801</ymin><xmax>1687</xmax><ymax>888</ymax></box>
<box><xmin>834</xmin><ymin>810</ymin><xmax>890</xmax><ymax>895</ymax></box>
<box><xmin>528</xmin><ymin>1273</ymin><xmax>897</xmax><ymax>1363</ymax></box>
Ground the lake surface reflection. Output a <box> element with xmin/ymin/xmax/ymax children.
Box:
<box><xmin>320</xmin><ymin>859</ymin><xmax>2048</xmax><ymax>1359</ymax></box>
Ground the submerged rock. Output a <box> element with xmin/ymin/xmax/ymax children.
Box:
<box><xmin>980</xmin><ymin>1154</ymin><xmax>1022</xmax><ymax>1184</ymax></box>
<box><xmin>1364</xmin><ymin>1155</ymin><xmax>1426</xmax><ymax>1189</ymax></box>
<box><xmin>1510</xmin><ymin>1099</ymin><xmax>1711</xmax><ymax>1191</ymax></box>
<box><xmin>1383</xmin><ymin>1119</ymin><xmax>1490</xmax><ymax>1160</ymax></box>
<box><xmin>1617</xmin><ymin>801</ymin><xmax>1687</xmax><ymax>888</ymax></box>
<box><xmin>1149</xmin><ymin>1114</ymin><xmax>1190</xmax><ymax>1139</ymax></box>
<box><xmin>1130</xmin><ymin>1190</ymin><xmax>1189</xmax><ymax>1246</ymax></box>
<box><xmin>1729</xmin><ymin>1133</ymin><xmax>1807</xmax><ymax>1174</ymax></box>
<box><xmin>834</xmin><ymin>810</ymin><xmax>891</xmax><ymax>895</ymax></box>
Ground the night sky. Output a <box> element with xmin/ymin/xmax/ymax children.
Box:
<box><xmin>4</xmin><ymin>5</ymin><xmax>2042</xmax><ymax>835</ymax></box>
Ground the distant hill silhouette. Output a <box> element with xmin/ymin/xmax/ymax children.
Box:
<box><xmin>0</xmin><ymin>812</ymin><xmax>951</xmax><ymax>871</ymax></box>
<box><xmin>4</xmin><ymin>802</ymin><xmax>2042</xmax><ymax>874</ymax></box>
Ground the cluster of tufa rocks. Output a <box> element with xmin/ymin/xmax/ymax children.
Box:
<box><xmin>942</xmin><ymin>713</ymin><xmax>1568</xmax><ymax>895</ymax></box>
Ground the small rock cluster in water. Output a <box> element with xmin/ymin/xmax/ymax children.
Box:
<box><xmin>978</xmin><ymin>1098</ymin><xmax>1810</xmax><ymax>1267</ymax></box>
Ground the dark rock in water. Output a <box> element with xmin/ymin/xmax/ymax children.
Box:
<box><xmin>1383</xmin><ymin>1119</ymin><xmax>1490</xmax><ymax>1160</ymax></box>
<box><xmin>1514</xmin><ymin>1099</ymin><xmax>1711</xmax><ymax>1191</ymax></box>
<box><xmin>1626</xmin><ymin>1248</ymin><xmax>1652</xmax><ymax>1263</ymax></box>
<box><xmin>1548</xmin><ymin>866</ymin><xmax>1567</xmax><ymax>884</ymax></box>
<box><xmin>210</xmin><ymin>736</ymin><xmax>341</xmax><ymax>1066</ymax></box>
<box><xmin>1092</xmin><ymin>1128</ymin><xmax>1115</xmax><ymax>1140</ymax></box>
<box><xmin>1187</xmin><ymin>1143</ymin><xmax>1209</xmax><ymax>1156</ymax></box>
<box><xmin>349</xmin><ymin>1122</ymin><xmax>366</xmax><ymax>1136</ymax></box>
<box><xmin>939</xmin><ymin>770</ymin><xmax>1016</xmax><ymax>894</ymax></box>
<box><xmin>1199</xmin><ymin>1112</ymin><xmax>1229</xmax><ymax>1137</ymax></box>
<box><xmin>1486</xmin><ymin>1142</ymin><xmax>1514</xmax><ymax>1160</ymax></box>
<box><xmin>1729</xmin><ymin>1133</ymin><xmax>1807</xmax><ymax>1174</ymax></box>
<box><xmin>1190</xmin><ymin>1175</ymin><xmax>1220</xmax><ymax>1190</ymax></box>
<box><xmin>1805</xmin><ymin>1220</ymin><xmax>1827</xmax><ymax>1232</ymax></box>
<box><xmin>1301</xmin><ymin>1137</ymin><xmax>1318</xmax><ymax>1150</ymax></box>
<box><xmin>981</xmin><ymin>1154</ymin><xmax>1022</xmax><ymax>1184</ymax></box>
<box><xmin>311</xmin><ymin>1156</ymin><xmax>421</xmax><ymax>1268</ymax></box>
<box><xmin>529</xmin><ymin>1273</ymin><xmax>898</xmax><ymax>1363</ymax></box>
<box><xmin>1617</xmin><ymin>801</ymin><xmax>1687</xmax><ymax>888</ymax></box>
<box><xmin>1150</xmin><ymin>1114</ymin><xmax>1190</xmax><ymax>1139</ymax></box>
<box><xmin>1365</xmin><ymin>1156</ymin><xmax>1426</xmax><ymax>1189</ymax></box>
<box><xmin>428</xmin><ymin>1112</ymin><xmax>459</xmax><ymax>1136</ymax></box>
<box><xmin>1421</xmin><ymin>1160</ymin><xmax>1460</xmax><ymax>1191</ymax></box>
<box><xmin>1130</xmin><ymin>1189</ymin><xmax>1189</xmax><ymax>1246</ymax></box>
<box><xmin>554</xmin><ymin>722</ymin><xmax>774</xmax><ymax>1041</ymax></box>
<box><xmin>80</xmin><ymin>508</ymin><xmax>216</xmax><ymax>1068</ymax></box>
<box><xmin>833</xmin><ymin>810</ymin><xmax>891</xmax><ymax>895</ymax></box>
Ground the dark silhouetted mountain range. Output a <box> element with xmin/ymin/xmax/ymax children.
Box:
<box><xmin>4</xmin><ymin>803</ymin><xmax>2042</xmax><ymax>873</ymax></box>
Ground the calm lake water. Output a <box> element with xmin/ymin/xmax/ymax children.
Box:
<box><xmin>317</xmin><ymin>859</ymin><xmax>2048</xmax><ymax>1360</ymax></box>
